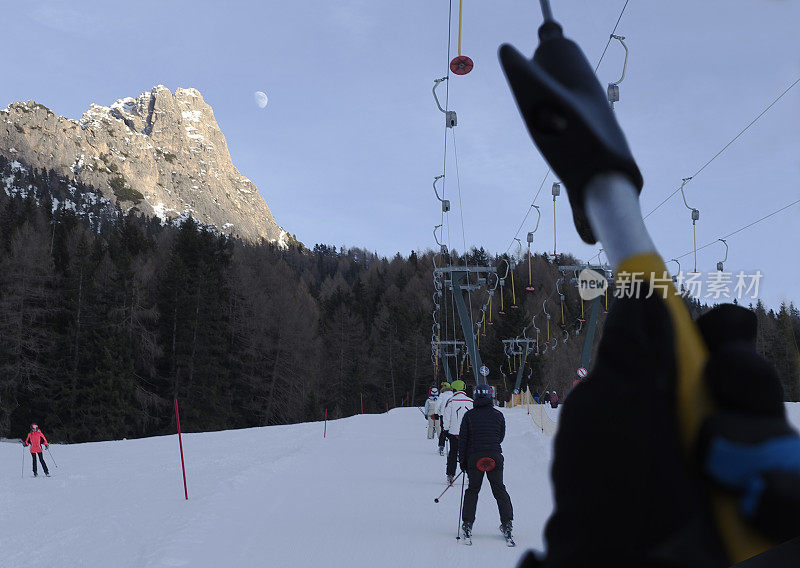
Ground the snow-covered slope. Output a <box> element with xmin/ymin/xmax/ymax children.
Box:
<box><xmin>2</xmin><ymin>404</ymin><xmax>799</xmax><ymax>568</ymax></box>
<box><xmin>1</xmin><ymin>407</ymin><xmax>553</xmax><ymax>568</ymax></box>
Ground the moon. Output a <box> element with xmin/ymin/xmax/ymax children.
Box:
<box><xmin>254</xmin><ymin>91</ymin><xmax>268</xmax><ymax>109</ymax></box>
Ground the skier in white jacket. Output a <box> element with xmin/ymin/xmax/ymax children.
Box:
<box><xmin>442</xmin><ymin>380</ymin><xmax>473</xmax><ymax>484</ymax></box>
<box><xmin>435</xmin><ymin>382</ymin><xmax>454</xmax><ymax>455</ymax></box>
<box><xmin>423</xmin><ymin>388</ymin><xmax>440</xmax><ymax>439</ymax></box>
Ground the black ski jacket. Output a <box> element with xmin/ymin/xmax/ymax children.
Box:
<box><xmin>458</xmin><ymin>399</ymin><xmax>505</xmax><ymax>460</ymax></box>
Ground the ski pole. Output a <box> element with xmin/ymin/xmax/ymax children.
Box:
<box><xmin>46</xmin><ymin>446</ymin><xmax>57</xmax><ymax>468</ymax></box>
<box><xmin>456</xmin><ymin>470</ymin><xmax>466</xmax><ymax>540</ymax></box>
<box><xmin>21</xmin><ymin>444</ymin><xmax>25</xmax><ymax>479</ymax></box>
<box><xmin>433</xmin><ymin>470</ymin><xmax>464</xmax><ymax>503</ymax></box>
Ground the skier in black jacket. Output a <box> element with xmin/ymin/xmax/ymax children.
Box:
<box><xmin>458</xmin><ymin>383</ymin><xmax>514</xmax><ymax>542</ymax></box>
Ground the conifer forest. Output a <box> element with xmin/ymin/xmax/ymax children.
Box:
<box><xmin>1</xmin><ymin>163</ymin><xmax>799</xmax><ymax>442</ymax></box>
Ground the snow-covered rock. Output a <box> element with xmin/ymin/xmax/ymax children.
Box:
<box><xmin>0</xmin><ymin>87</ymin><xmax>285</xmax><ymax>245</ymax></box>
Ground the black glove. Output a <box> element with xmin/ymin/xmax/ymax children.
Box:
<box><xmin>459</xmin><ymin>461</ymin><xmax>467</xmax><ymax>473</ymax></box>
<box><xmin>541</xmin><ymin>294</ymin><xmax>728</xmax><ymax>567</ymax></box>
<box><xmin>540</xmin><ymin>299</ymin><xmax>800</xmax><ymax>567</ymax></box>
<box><xmin>499</xmin><ymin>20</ymin><xmax>642</xmax><ymax>244</ymax></box>
<box><xmin>695</xmin><ymin>305</ymin><xmax>800</xmax><ymax>543</ymax></box>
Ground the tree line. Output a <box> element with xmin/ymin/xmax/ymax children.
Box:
<box><xmin>1</xmin><ymin>162</ymin><xmax>798</xmax><ymax>442</ymax></box>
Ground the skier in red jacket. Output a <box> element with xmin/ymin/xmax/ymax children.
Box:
<box><xmin>24</xmin><ymin>423</ymin><xmax>50</xmax><ymax>477</ymax></box>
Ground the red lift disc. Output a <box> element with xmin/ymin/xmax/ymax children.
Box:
<box><xmin>477</xmin><ymin>457</ymin><xmax>496</xmax><ymax>472</ymax></box>
<box><xmin>450</xmin><ymin>55</ymin><xmax>474</xmax><ymax>75</ymax></box>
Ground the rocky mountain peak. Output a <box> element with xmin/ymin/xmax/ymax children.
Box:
<box><xmin>1</xmin><ymin>86</ymin><xmax>286</xmax><ymax>244</ymax></box>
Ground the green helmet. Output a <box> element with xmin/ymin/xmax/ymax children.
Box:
<box><xmin>441</xmin><ymin>382</ymin><xmax>451</xmax><ymax>391</ymax></box>
<box><xmin>451</xmin><ymin>380</ymin><xmax>466</xmax><ymax>392</ymax></box>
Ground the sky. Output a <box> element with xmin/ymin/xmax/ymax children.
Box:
<box><xmin>3</xmin><ymin>0</ymin><xmax>799</xmax><ymax>308</ymax></box>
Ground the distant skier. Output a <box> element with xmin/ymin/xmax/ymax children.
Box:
<box><xmin>541</xmin><ymin>391</ymin><xmax>550</xmax><ymax>405</ymax></box>
<box><xmin>458</xmin><ymin>384</ymin><xmax>514</xmax><ymax>544</ymax></box>
<box><xmin>424</xmin><ymin>387</ymin><xmax>440</xmax><ymax>439</ymax></box>
<box><xmin>442</xmin><ymin>380</ymin><xmax>472</xmax><ymax>484</ymax></box>
<box><xmin>549</xmin><ymin>391</ymin><xmax>559</xmax><ymax>409</ymax></box>
<box><xmin>435</xmin><ymin>382</ymin><xmax>454</xmax><ymax>455</ymax></box>
<box><xmin>24</xmin><ymin>423</ymin><xmax>50</xmax><ymax>477</ymax></box>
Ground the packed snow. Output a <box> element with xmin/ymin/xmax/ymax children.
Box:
<box><xmin>181</xmin><ymin>110</ymin><xmax>202</xmax><ymax>123</ymax></box>
<box><xmin>2</xmin><ymin>404</ymin><xmax>799</xmax><ymax>568</ymax></box>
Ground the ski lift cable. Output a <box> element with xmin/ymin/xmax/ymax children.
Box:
<box><xmin>451</xmin><ymin>128</ymin><xmax>477</xmax><ymax>323</ymax></box>
<box><xmin>643</xmin><ymin>74</ymin><xmax>800</xmax><ymax>220</ymax></box>
<box><xmin>669</xmin><ymin>197</ymin><xmax>800</xmax><ymax>261</ymax></box>
<box><xmin>503</xmin><ymin>0</ymin><xmax>632</xmax><ymax>255</ymax></box>
<box><xmin>431</xmin><ymin>1</ymin><xmax>457</xmax><ymax>361</ymax></box>
<box><xmin>504</xmin><ymin>169</ymin><xmax>551</xmax><ymax>254</ymax></box>
<box><xmin>443</xmin><ymin>1</ymin><xmax>461</xmax><ymax>350</ymax></box>
<box><xmin>593</xmin><ymin>0</ymin><xmax>631</xmax><ymax>73</ymax></box>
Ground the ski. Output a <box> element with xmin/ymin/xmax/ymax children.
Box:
<box><xmin>504</xmin><ymin>535</ymin><xmax>516</xmax><ymax>547</ymax></box>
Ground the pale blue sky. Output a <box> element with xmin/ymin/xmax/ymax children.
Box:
<box><xmin>4</xmin><ymin>0</ymin><xmax>799</xmax><ymax>307</ymax></box>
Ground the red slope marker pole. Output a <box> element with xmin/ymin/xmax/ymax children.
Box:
<box><xmin>324</xmin><ymin>409</ymin><xmax>327</xmax><ymax>438</ymax></box>
<box><xmin>174</xmin><ymin>398</ymin><xmax>188</xmax><ymax>500</ymax></box>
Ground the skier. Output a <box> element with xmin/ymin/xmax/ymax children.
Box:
<box><xmin>435</xmin><ymin>382</ymin><xmax>453</xmax><ymax>455</ymax></box>
<box><xmin>442</xmin><ymin>379</ymin><xmax>472</xmax><ymax>484</ymax></box>
<box><xmin>423</xmin><ymin>387</ymin><xmax>440</xmax><ymax>439</ymax></box>
<box><xmin>541</xmin><ymin>391</ymin><xmax>550</xmax><ymax>405</ymax></box>
<box><xmin>24</xmin><ymin>423</ymin><xmax>50</xmax><ymax>477</ymax></box>
<box><xmin>549</xmin><ymin>390</ymin><xmax>559</xmax><ymax>409</ymax></box>
<box><xmin>458</xmin><ymin>383</ymin><xmax>514</xmax><ymax>544</ymax></box>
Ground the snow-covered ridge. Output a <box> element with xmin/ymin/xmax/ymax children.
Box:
<box><xmin>1</xmin><ymin>157</ymin><xmax>225</xmax><ymax>237</ymax></box>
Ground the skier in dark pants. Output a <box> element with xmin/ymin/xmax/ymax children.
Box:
<box><xmin>24</xmin><ymin>423</ymin><xmax>50</xmax><ymax>477</ymax></box>
<box><xmin>458</xmin><ymin>383</ymin><xmax>514</xmax><ymax>542</ymax></box>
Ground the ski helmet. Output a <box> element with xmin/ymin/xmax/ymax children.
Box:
<box><xmin>473</xmin><ymin>384</ymin><xmax>493</xmax><ymax>401</ymax></box>
<box><xmin>451</xmin><ymin>380</ymin><xmax>466</xmax><ymax>392</ymax></box>
<box><xmin>31</xmin><ymin>423</ymin><xmax>38</xmax><ymax>430</ymax></box>
<box><xmin>441</xmin><ymin>382</ymin><xmax>451</xmax><ymax>391</ymax></box>
<box><xmin>430</xmin><ymin>387</ymin><xmax>440</xmax><ymax>396</ymax></box>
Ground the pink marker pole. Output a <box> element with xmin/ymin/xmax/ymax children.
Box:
<box><xmin>360</xmin><ymin>393</ymin><xmax>364</xmax><ymax>414</ymax></box>
<box><xmin>174</xmin><ymin>398</ymin><xmax>188</xmax><ymax>500</ymax></box>
<box><xmin>323</xmin><ymin>409</ymin><xmax>327</xmax><ymax>438</ymax></box>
